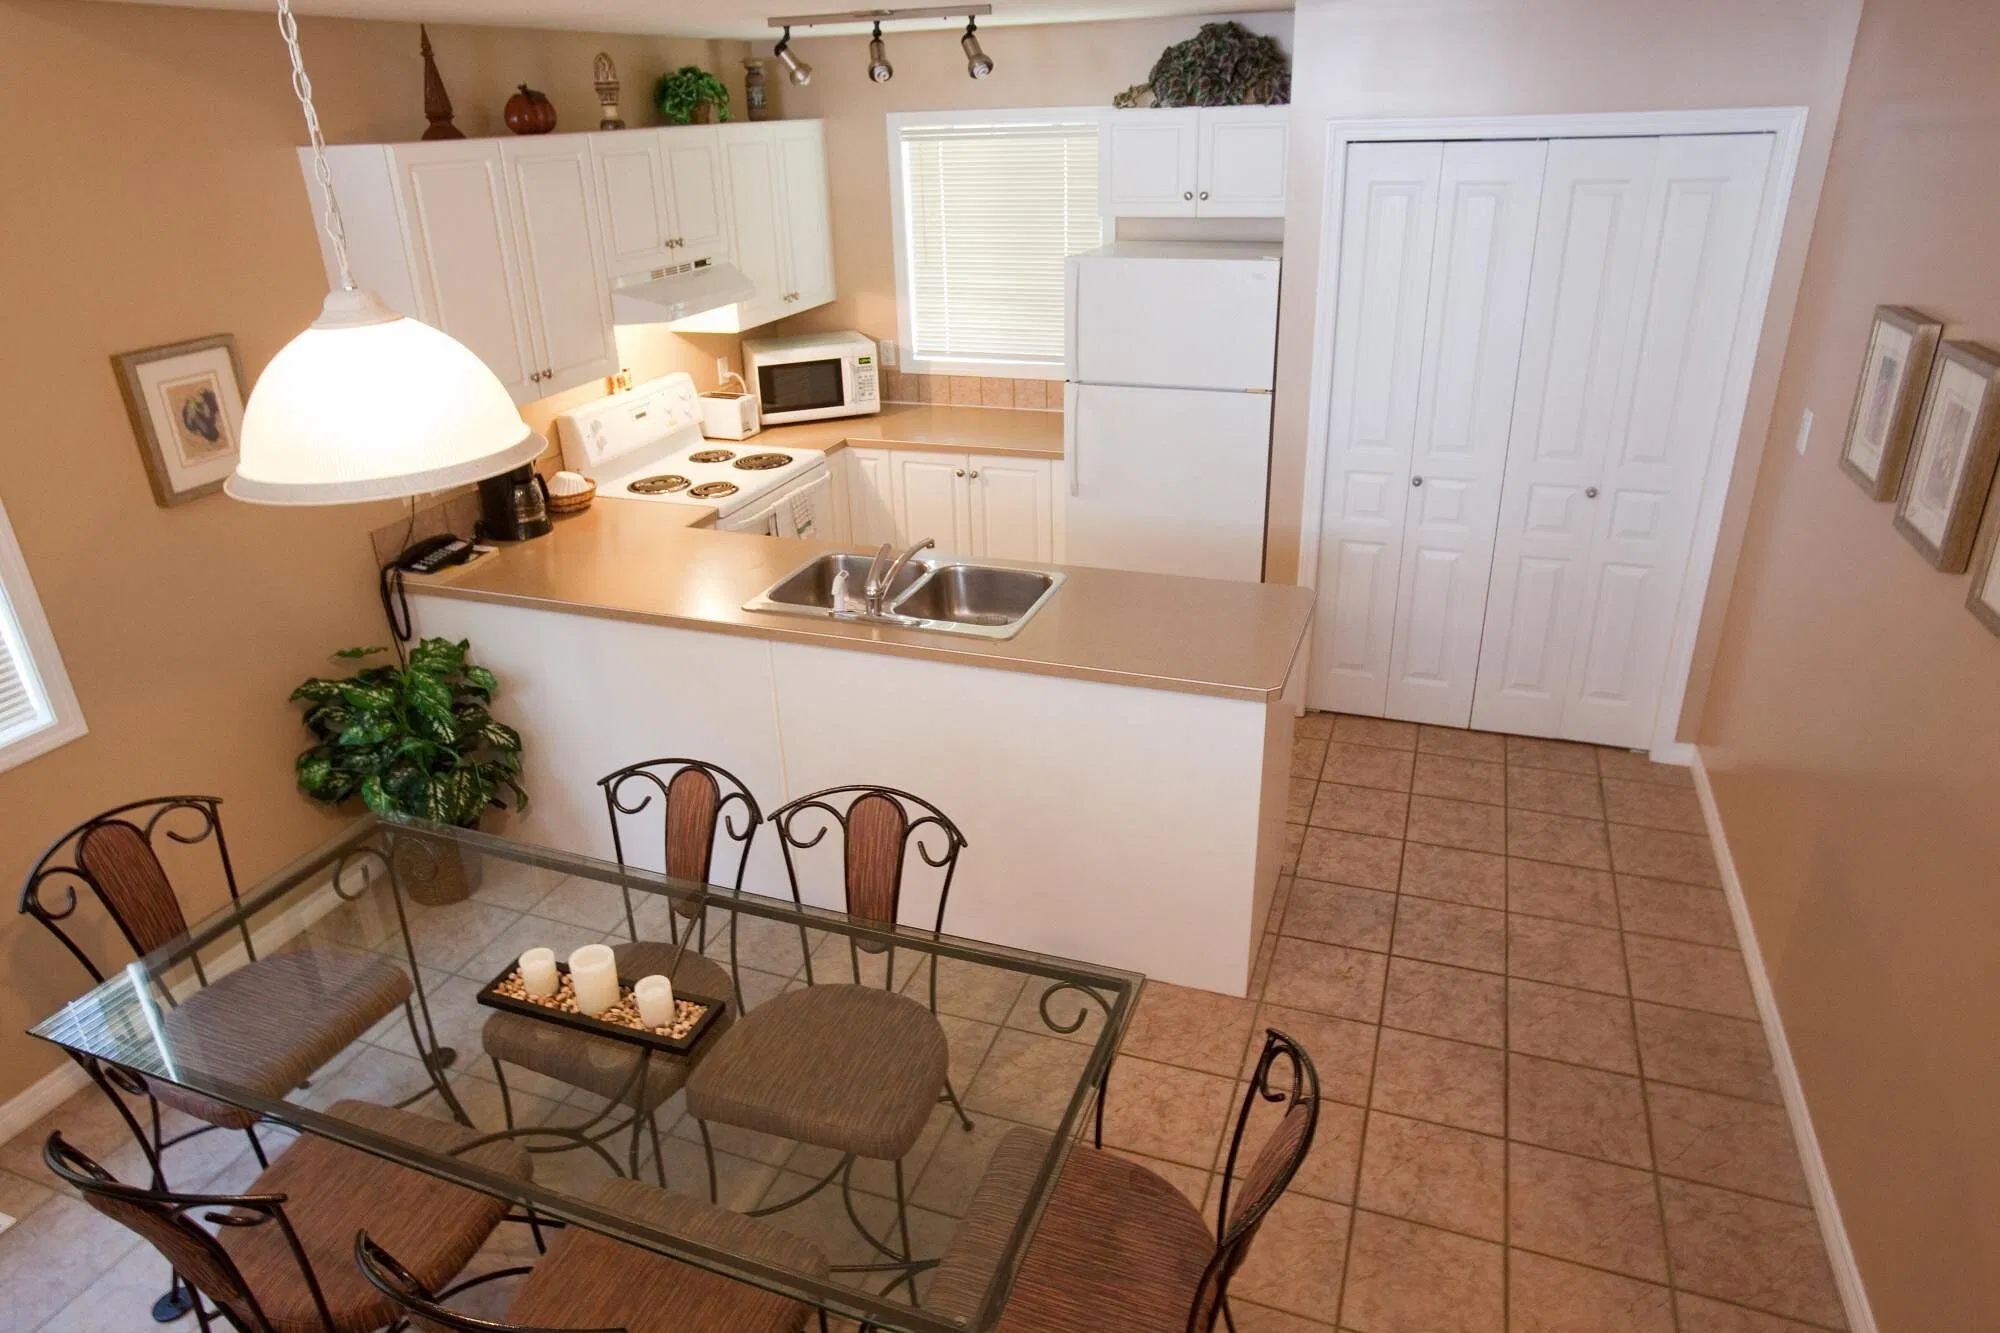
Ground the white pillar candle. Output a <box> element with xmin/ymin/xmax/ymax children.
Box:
<box><xmin>634</xmin><ymin>974</ymin><xmax>676</xmax><ymax>1029</ymax></box>
<box><xmin>569</xmin><ymin>943</ymin><xmax>619</xmax><ymax>1016</ymax></box>
<box><xmin>518</xmin><ymin>947</ymin><xmax>559</xmax><ymax>998</ymax></box>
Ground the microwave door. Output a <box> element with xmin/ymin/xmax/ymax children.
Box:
<box><xmin>757</xmin><ymin>359</ymin><xmax>847</xmax><ymax>417</ymax></box>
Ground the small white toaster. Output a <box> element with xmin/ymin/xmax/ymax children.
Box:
<box><xmin>699</xmin><ymin>390</ymin><xmax>760</xmax><ymax>440</ymax></box>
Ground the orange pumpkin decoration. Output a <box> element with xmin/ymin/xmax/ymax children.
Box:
<box><xmin>504</xmin><ymin>85</ymin><xmax>557</xmax><ymax>135</ymax></box>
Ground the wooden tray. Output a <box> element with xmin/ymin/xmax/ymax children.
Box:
<box><xmin>475</xmin><ymin>960</ymin><xmax>727</xmax><ymax>1057</ymax></box>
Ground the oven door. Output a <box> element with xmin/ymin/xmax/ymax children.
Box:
<box><xmin>754</xmin><ymin>355</ymin><xmax>858</xmax><ymax>424</ymax></box>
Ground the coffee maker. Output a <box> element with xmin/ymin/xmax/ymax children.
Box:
<box><xmin>476</xmin><ymin>464</ymin><xmax>552</xmax><ymax>541</ymax></box>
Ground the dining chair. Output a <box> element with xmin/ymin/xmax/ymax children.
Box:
<box><xmin>44</xmin><ymin>1099</ymin><xmax>530</xmax><ymax>1333</ymax></box>
<box><xmin>925</xmin><ymin>1027</ymin><xmax>1321</xmax><ymax>1333</ymax></box>
<box><xmin>356</xmin><ymin>1174</ymin><xmax>832</xmax><ymax>1333</ymax></box>
<box><xmin>480</xmin><ymin>759</ymin><xmax>758</xmax><ymax>1185</ymax></box>
<box><xmin>18</xmin><ymin>797</ymin><xmax>431</xmax><ymax>1185</ymax></box>
<box><xmin>683</xmin><ymin>784</ymin><xmax>973</xmax><ymax>1292</ymax></box>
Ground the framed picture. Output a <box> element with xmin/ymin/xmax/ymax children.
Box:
<box><xmin>111</xmin><ymin>334</ymin><xmax>247</xmax><ymax>507</ymax></box>
<box><xmin>1965</xmin><ymin>470</ymin><xmax>2000</xmax><ymax>636</ymax></box>
<box><xmin>1893</xmin><ymin>340</ymin><xmax>2000</xmax><ymax>571</ymax></box>
<box><xmin>1839</xmin><ymin>305</ymin><xmax>1941</xmax><ymax>500</ymax></box>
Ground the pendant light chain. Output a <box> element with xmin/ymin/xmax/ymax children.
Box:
<box><xmin>276</xmin><ymin>0</ymin><xmax>355</xmax><ymax>290</ymax></box>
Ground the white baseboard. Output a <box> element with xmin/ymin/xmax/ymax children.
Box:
<box><xmin>1689</xmin><ymin>750</ymin><xmax>1878</xmax><ymax>1333</ymax></box>
<box><xmin>0</xmin><ymin>868</ymin><xmax>356</xmax><ymax>1150</ymax></box>
<box><xmin>1649</xmin><ymin>739</ymin><xmax>1696</xmax><ymax>767</ymax></box>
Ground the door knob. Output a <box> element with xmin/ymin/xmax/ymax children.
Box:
<box><xmin>530</xmin><ymin>370</ymin><xmax>542</xmax><ymax>382</ymax></box>
<box><xmin>1411</xmin><ymin>476</ymin><xmax>1424</xmax><ymax>487</ymax></box>
<box><xmin>1199</xmin><ymin>190</ymin><xmax>1210</xmax><ymax>200</ymax></box>
<box><xmin>969</xmin><ymin>469</ymin><xmax>980</xmax><ymax>480</ymax></box>
<box><xmin>1183</xmin><ymin>190</ymin><xmax>1194</xmax><ymax>200</ymax></box>
<box><xmin>1585</xmin><ymin>486</ymin><xmax>1599</xmax><ymax>499</ymax></box>
<box><xmin>955</xmin><ymin>468</ymin><xmax>966</xmax><ymax>477</ymax></box>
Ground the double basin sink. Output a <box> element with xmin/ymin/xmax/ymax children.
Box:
<box><xmin>743</xmin><ymin>552</ymin><xmax>1065</xmax><ymax>640</ymax></box>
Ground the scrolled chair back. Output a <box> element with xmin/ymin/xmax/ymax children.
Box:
<box><xmin>355</xmin><ymin>1232</ymin><xmax>624</xmax><ymax>1333</ymax></box>
<box><xmin>598</xmin><ymin>758</ymin><xmax>762</xmax><ymax>927</ymax></box>
<box><xmin>1188</xmin><ymin>1027</ymin><xmax>1320</xmax><ymax>1332</ymax></box>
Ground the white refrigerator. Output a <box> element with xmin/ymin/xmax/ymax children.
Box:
<box><xmin>1064</xmin><ymin>241</ymin><xmax>1281</xmax><ymax>581</ymax></box>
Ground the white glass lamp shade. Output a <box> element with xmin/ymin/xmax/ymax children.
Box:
<box><xmin>227</xmin><ymin>289</ymin><xmax>543</xmax><ymax>504</ymax></box>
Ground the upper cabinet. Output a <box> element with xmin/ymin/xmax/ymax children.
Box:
<box><xmin>589</xmin><ymin>125</ymin><xmax>730</xmax><ymax>278</ymax></box>
<box><xmin>501</xmin><ymin>137</ymin><xmax>620</xmax><ymax>394</ymax></box>
<box><xmin>673</xmin><ymin>120</ymin><xmax>836</xmax><ymax>335</ymax></box>
<box><xmin>1102</xmin><ymin>106</ymin><xmax>1289</xmax><ymax>218</ymax></box>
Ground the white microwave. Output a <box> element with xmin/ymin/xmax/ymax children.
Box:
<box><xmin>742</xmin><ymin>331</ymin><xmax>881</xmax><ymax>425</ymax></box>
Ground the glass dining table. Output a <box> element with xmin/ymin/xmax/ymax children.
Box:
<box><xmin>28</xmin><ymin>814</ymin><xmax>1139</xmax><ymax>1333</ymax></box>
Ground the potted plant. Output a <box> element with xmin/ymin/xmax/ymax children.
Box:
<box><xmin>291</xmin><ymin>638</ymin><xmax>526</xmax><ymax>903</ymax></box>
<box><xmin>654</xmin><ymin>66</ymin><xmax>731</xmax><ymax>124</ymax></box>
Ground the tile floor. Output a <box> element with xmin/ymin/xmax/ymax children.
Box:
<box><xmin>0</xmin><ymin>712</ymin><xmax>1848</xmax><ymax>1332</ymax></box>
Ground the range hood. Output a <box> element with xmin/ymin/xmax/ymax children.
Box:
<box><xmin>611</xmin><ymin>260</ymin><xmax>756</xmax><ymax>326</ymax></box>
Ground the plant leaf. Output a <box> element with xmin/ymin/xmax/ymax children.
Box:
<box><xmin>408</xmin><ymin>637</ymin><xmax>468</xmax><ymax>677</ymax></box>
<box><xmin>463</xmin><ymin>665</ymin><xmax>498</xmax><ymax>695</ymax></box>
<box><xmin>333</xmin><ymin>646</ymin><xmax>389</xmax><ymax>660</ymax></box>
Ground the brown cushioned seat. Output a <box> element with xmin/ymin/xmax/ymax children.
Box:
<box><xmin>928</xmin><ymin>1127</ymin><xmax>1216</xmax><ymax>1332</ymax></box>
<box><xmin>505</xmin><ymin>1176</ymin><xmax>827</xmax><ymax>1333</ymax></box>
<box><xmin>481</xmin><ymin>943</ymin><xmax>736</xmax><ymax>1108</ymax></box>
<box><xmin>216</xmin><ymin>1100</ymin><xmax>529</xmax><ymax>1333</ymax></box>
<box><xmin>684</xmin><ymin>983</ymin><xmax>948</xmax><ymax>1161</ymax></box>
<box><xmin>150</xmin><ymin>947</ymin><xmax>413</xmax><ymax>1130</ymax></box>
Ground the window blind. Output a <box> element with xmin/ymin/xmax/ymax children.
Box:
<box><xmin>0</xmin><ymin>594</ymin><xmax>51</xmax><ymax>749</ymax></box>
<box><xmin>900</xmin><ymin>121</ymin><xmax>1101</xmax><ymax>366</ymax></box>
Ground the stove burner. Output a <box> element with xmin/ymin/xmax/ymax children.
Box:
<box><xmin>688</xmin><ymin>448</ymin><xmax>737</xmax><ymax>464</ymax></box>
<box><xmin>689</xmin><ymin>481</ymin><xmax>739</xmax><ymax>499</ymax></box>
<box><xmin>733</xmin><ymin>452</ymin><xmax>794</xmax><ymax>471</ymax></box>
<box><xmin>627</xmin><ymin>475</ymin><xmax>691</xmax><ymax>494</ymax></box>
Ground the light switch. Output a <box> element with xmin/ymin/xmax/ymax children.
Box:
<box><xmin>715</xmin><ymin>356</ymin><xmax>730</xmax><ymax>385</ymax></box>
<box><xmin>881</xmin><ymin>339</ymin><xmax>898</xmax><ymax>368</ymax></box>
<box><xmin>1795</xmin><ymin>407</ymin><xmax>1814</xmax><ymax>456</ymax></box>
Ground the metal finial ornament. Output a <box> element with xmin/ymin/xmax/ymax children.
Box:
<box><xmin>593</xmin><ymin>52</ymin><xmax>624</xmax><ymax>129</ymax></box>
<box><xmin>419</xmin><ymin>24</ymin><xmax>465</xmax><ymax>141</ymax></box>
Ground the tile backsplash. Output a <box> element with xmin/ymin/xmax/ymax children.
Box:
<box><xmin>881</xmin><ymin>371</ymin><xmax>1059</xmax><ymax>411</ymax></box>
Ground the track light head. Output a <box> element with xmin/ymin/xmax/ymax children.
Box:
<box><xmin>867</xmin><ymin>20</ymin><xmax>894</xmax><ymax>83</ymax></box>
<box><xmin>961</xmin><ymin>17</ymin><xmax>993</xmax><ymax>78</ymax></box>
<box><xmin>774</xmin><ymin>26</ymin><xmax>813</xmax><ymax>85</ymax></box>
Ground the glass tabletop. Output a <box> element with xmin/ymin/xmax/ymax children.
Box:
<box><xmin>28</xmin><ymin>815</ymin><xmax>1139</xmax><ymax>1333</ymax></box>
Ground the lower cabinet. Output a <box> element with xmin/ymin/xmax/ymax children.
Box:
<box><xmin>841</xmin><ymin>447</ymin><xmax>1057</xmax><ymax>562</ymax></box>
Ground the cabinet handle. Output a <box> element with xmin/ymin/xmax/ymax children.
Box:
<box><xmin>1411</xmin><ymin>475</ymin><xmax>1424</xmax><ymax>487</ymax></box>
<box><xmin>1585</xmin><ymin>486</ymin><xmax>1599</xmax><ymax>499</ymax></box>
<box><xmin>1199</xmin><ymin>190</ymin><xmax>1209</xmax><ymax>200</ymax></box>
<box><xmin>955</xmin><ymin>468</ymin><xmax>966</xmax><ymax>477</ymax></box>
<box><xmin>530</xmin><ymin>370</ymin><xmax>542</xmax><ymax>383</ymax></box>
<box><xmin>1183</xmin><ymin>190</ymin><xmax>1194</xmax><ymax>200</ymax></box>
<box><xmin>544</xmin><ymin>368</ymin><xmax>554</xmax><ymax>381</ymax></box>
<box><xmin>968</xmin><ymin>469</ymin><xmax>980</xmax><ymax>480</ymax></box>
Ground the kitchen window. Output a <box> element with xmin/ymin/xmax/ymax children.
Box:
<box><xmin>888</xmin><ymin>110</ymin><xmax>1105</xmax><ymax>379</ymax></box>
<box><xmin>0</xmin><ymin>493</ymin><xmax>85</xmax><ymax>773</ymax></box>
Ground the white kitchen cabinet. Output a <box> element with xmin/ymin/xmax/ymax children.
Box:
<box><xmin>844</xmin><ymin>447</ymin><xmax>897</xmax><ymax>547</ymax></box>
<box><xmin>673</xmin><ymin>121</ymin><xmax>835</xmax><ymax>334</ymax></box>
<box><xmin>1102</xmin><ymin>107</ymin><xmax>1288</xmax><ymax>218</ymax></box>
<box><xmin>865</xmin><ymin>449</ymin><xmax>1057</xmax><ymax>562</ymax></box>
<box><xmin>777</xmin><ymin>121</ymin><xmax>835</xmax><ymax>311</ymax></box>
<box><xmin>500</xmin><ymin>138</ymin><xmax>618</xmax><ymax>396</ymax></box>
<box><xmin>967</xmin><ymin>454</ymin><xmax>1056</xmax><ymax>562</ymax></box>
<box><xmin>891</xmin><ymin>452</ymin><xmax>970</xmax><ymax>557</ymax></box>
<box><xmin>661</xmin><ymin>127</ymin><xmax>730</xmax><ymax>265</ymax></box>
<box><xmin>591</xmin><ymin>125</ymin><xmax>734</xmax><ymax>280</ymax></box>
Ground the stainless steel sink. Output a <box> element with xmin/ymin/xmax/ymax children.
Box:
<box><xmin>743</xmin><ymin>552</ymin><xmax>1065</xmax><ymax>640</ymax></box>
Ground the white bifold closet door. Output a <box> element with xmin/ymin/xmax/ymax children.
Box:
<box><xmin>1471</xmin><ymin>133</ymin><xmax>1773</xmax><ymax>745</ymax></box>
<box><xmin>1311</xmin><ymin>131</ymin><xmax>1773</xmax><ymax>749</ymax></box>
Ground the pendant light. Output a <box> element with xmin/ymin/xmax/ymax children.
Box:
<box><xmin>227</xmin><ymin>0</ymin><xmax>541</xmax><ymax>506</ymax></box>
<box><xmin>866</xmin><ymin>21</ymin><xmax>894</xmax><ymax>83</ymax></box>
<box><xmin>961</xmin><ymin>17</ymin><xmax>993</xmax><ymax>78</ymax></box>
<box><xmin>773</xmin><ymin>26</ymin><xmax>813</xmax><ymax>86</ymax></box>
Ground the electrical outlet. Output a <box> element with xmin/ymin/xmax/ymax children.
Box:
<box><xmin>881</xmin><ymin>339</ymin><xmax>898</xmax><ymax>368</ymax></box>
<box><xmin>715</xmin><ymin>356</ymin><xmax>730</xmax><ymax>385</ymax></box>
<box><xmin>1795</xmin><ymin>407</ymin><xmax>1814</xmax><ymax>456</ymax></box>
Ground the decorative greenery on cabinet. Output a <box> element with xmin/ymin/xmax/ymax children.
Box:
<box><xmin>655</xmin><ymin>67</ymin><xmax>732</xmax><ymax>124</ymax></box>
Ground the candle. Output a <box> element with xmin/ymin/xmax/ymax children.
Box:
<box><xmin>518</xmin><ymin>947</ymin><xmax>558</xmax><ymax>998</ymax></box>
<box><xmin>634</xmin><ymin>974</ymin><xmax>676</xmax><ymax>1028</ymax></box>
<box><xmin>569</xmin><ymin>944</ymin><xmax>619</xmax><ymax>1016</ymax></box>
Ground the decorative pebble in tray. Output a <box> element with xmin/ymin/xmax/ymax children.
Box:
<box><xmin>491</xmin><ymin>968</ymin><xmax>708</xmax><ymax>1041</ymax></box>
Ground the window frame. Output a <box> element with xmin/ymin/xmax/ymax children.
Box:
<box><xmin>0</xmin><ymin>492</ymin><xmax>86</xmax><ymax>773</ymax></box>
<box><xmin>886</xmin><ymin>106</ymin><xmax>1109</xmax><ymax>382</ymax></box>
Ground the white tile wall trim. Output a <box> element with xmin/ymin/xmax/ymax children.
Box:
<box><xmin>1691</xmin><ymin>749</ymin><xmax>1880</xmax><ymax>1333</ymax></box>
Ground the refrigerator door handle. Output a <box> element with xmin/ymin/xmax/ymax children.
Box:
<box><xmin>1065</xmin><ymin>384</ymin><xmax>1080</xmax><ymax>497</ymax></box>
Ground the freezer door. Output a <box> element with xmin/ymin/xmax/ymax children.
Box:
<box><xmin>1063</xmin><ymin>382</ymin><xmax>1270</xmax><ymax>580</ymax></box>
<box><xmin>1068</xmin><ymin>254</ymin><xmax>1279</xmax><ymax>391</ymax></box>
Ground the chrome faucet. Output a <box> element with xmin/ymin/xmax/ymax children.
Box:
<box><xmin>865</xmin><ymin>538</ymin><xmax>935</xmax><ymax>617</ymax></box>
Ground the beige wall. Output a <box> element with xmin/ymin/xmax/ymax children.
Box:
<box><xmin>0</xmin><ymin>0</ymin><xmax>743</xmax><ymax>1103</ymax></box>
<box><xmin>1272</xmin><ymin>0</ymin><xmax>1862</xmax><ymax>738</ymax></box>
<box><xmin>1697</xmin><ymin>0</ymin><xmax>2000</xmax><ymax>1326</ymax></box>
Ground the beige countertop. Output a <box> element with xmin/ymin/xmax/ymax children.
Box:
<box><xmin>749</xmin><ymin>403</ymin><xmax>1063</xmax><ymax>460</ymax></box>
<box><xmin>414</xmin><ymin>502</ymin><xmax>1309</xmax><ymax>701</ymax></box>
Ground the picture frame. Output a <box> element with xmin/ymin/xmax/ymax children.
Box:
<box><xmin>1839</xmin><ymin>305</ymin><xmax>1941</xmax><ymax>500</ymax></box>
<box><xmin>1892</xmin><ymin>339</ymin><xmax>2000</xmax><ymax>572</ymax></box>
<box><xmin>1964</xmin><ymin>468</ymin><xmax>2000</xmax><ymax>636</ymax></box>
<box><xmin>111</xmin><ymin>334</ymin><xmax>247</xmax><ymax>507</ymax></box>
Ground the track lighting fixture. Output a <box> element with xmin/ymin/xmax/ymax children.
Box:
<box><xmin>867</xmin><ymin>21</ymin><xmax>894</xmax><ymax>83</ymax></box>
<box><xmin>961</xmin><ymin>16</ymin><xmax>993</xmax><ymax>78</ymax></box>
<box><xmin>773</xmin><ymin>25</ymin><xmax>813</xmax><ymax>86</ymax></box>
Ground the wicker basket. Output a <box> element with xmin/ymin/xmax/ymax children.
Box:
<box><xmin>546</xmin><ymin>479</ymin><xmax>596</xmax><ymax>515</ymax></box>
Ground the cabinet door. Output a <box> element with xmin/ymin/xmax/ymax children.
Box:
<box><xmin>890</xmin><ymin>452</ymin><xmax>970</xmax><ymax>557</ymax></box>
<box><xmin>660</xmin><ymin>125</ymin><xmax>730</xmax><ymax>264</ymax></box>
<box><xmin>776</xmin><ymin>121</ymin><xmax>835</xmax><ymax>312</ymax></box>
<box><xmin>501</xmin><ymin>138</ymin><xmax>617</xmax><ymax>396</ymax></box>
<box><xmin>720</xmin><ymin>125</ymin><xmax>786</xmax><ymax>329</ymax></box>
<box><xmin>967</xmin><ymin>456</ymin><xmax>1053</xmax><ymax>562</ymax></box>
<box><xmin>589</xmin><ymin>131</ymin><xmax>675</xmax><ymax>279</ymax></box>
<box><xmin>1104</xmin><ymin>109</ymin><xmax>1198</xmax><ymax>217</ymax></box>
<box><xmin>390</xmin><ymin>142</ymin><xmax>539</xmax><ymax>401</ymax></box>
<box><xmin>1196</xmin><ymin>107</ymin><xmax>1289</xmax><ymax>217</ymax></box>
<box><xmin>845</xmin><ymin>448</ymin><xmax>898</xmax><ymax>547</ymax></box>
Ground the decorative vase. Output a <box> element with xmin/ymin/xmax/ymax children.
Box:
<box><xmin>419</xmin><ymin>25</ymin><xmax>465</xmax><ymax>141</ymax></box>
<box><xmin>504</xmin><ymin>85</ymin><xmax>558</xmax><ymax>135</ymax></box>
<box><xmin>593</xmin><ymin>52</ymin><xmax>624</xmax><ymax>130</ymax></box>
<box><xmin>742</xmin><ymin>58</ymin><xmax>769</xmax><ymax>121</ymax></box>
<box><xmin>390</xmin><ymin>832</ymin><xmax>484</xmax><ymax>906</ymax></box>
